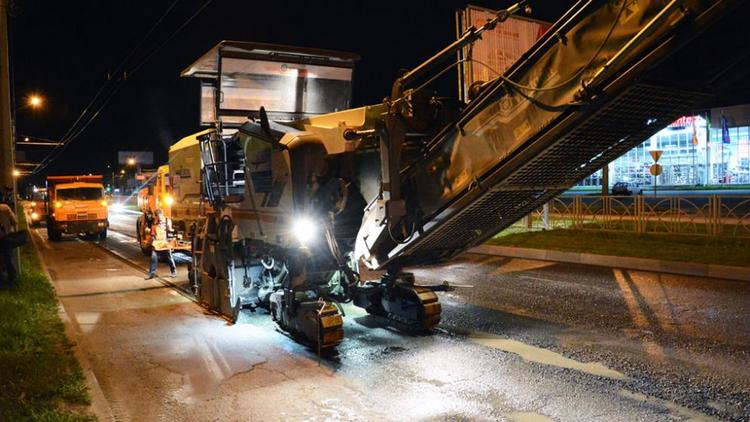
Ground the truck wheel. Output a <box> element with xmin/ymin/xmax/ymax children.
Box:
<box><xmin>135</xmin><ymin>215</ymin><xmax>151</xmax><ymax>256</ymax></box>
<box><xmin>47</xmin><ymin>226</ymin><xmax>61</xmax><ymax>242</ymax></box>
<box><xmin>136</xmin><ymin>216</ymin><xmax>151</xmax><ymax>256</ymax></box>
<box><xmin>99</xmin><ymin>229</ymin><xmax>107</xmax><ymax>240</ymax></box>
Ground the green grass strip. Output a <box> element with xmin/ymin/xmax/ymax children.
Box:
<box><xmin>0</xmin><ymin>212</ymin><xmax>94</xmax><ymax>421</ymax></box>
<box><xmin>487</xmin><ymin>228</ymin><xmax>750</xmax><ymax>268</ymax></box>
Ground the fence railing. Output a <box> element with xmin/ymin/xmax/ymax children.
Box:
<box><xmin>515</xmin><ymin>195</ymin><xmax>750</xmax><ymax>238</ymax></box>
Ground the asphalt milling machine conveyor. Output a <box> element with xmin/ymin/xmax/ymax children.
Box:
<box><xmin>183</xmin><ymin>0</ymin><xmax>750</xmax><ymax>350</ymax></box>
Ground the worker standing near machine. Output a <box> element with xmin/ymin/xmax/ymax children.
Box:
<box><xmin>145</xmin><ymin>208</ymin><xmax>177</xmax><ymax>279</ymax></box>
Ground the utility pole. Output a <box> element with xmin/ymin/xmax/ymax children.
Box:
<box><xmin>0</xmin><ymin>0</ymin><xmax>19</xmax><ymax>273</ymax></box>
<box><xmin>0</xmin><ymin>0</ymin><xmax>13</xmax><ymax>195</ymax></box>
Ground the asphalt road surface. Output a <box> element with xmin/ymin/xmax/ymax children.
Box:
<box><xmin>30</xmin><ymin>211</ymin><xmax>750</xmax><ymax>421</ymax></box>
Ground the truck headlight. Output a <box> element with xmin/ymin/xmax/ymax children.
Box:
<box><xmin>292</xmin><ymin>216</ymin><xmax>317</xmax><ymax>244</ymax></box>
<box><xmin>31</xmin><ymin>212</ymin><xmax>39</xmax><ymax>220</ymax></box>
<box><xmin>55</xmin><ymin>201</ymin><xmax>62</xmax><ymax>209</ymax></box>
<box><xmin>100</xmin><ymin>200</ymin><xmax>108</xmax><ymax>207</ymax></box>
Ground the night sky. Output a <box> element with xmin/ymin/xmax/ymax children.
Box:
<box><xmin>10</xmin><ymin>0</ymin><xmax>576</xmax><ymax>186</ymax></box>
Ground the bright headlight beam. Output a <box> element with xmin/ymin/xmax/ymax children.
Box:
<box><xmin>292</xmin><ymin>216</ymin><xmax>317</xmax><ymax>244</ymax></box>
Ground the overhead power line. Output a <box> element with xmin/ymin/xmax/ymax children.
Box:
<box><xmin>33</xmin><ymin>0</ymin><xmax>212</xmax><ymax>175</ymax></box>
<box><xmin>53</xmin><ymin>0</ymin><xmax>183</xmax><ymax>157</ymax></box>
<box><xmin>129</xmin><ymin>0</ymin><xmax>213</xmax><ymax>77</ymax></box>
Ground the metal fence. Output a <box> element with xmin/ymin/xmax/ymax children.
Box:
<box><xmin>516</xmin><ymin>195</ymin><xmax>750</xmax><ymax>238</ymax></box>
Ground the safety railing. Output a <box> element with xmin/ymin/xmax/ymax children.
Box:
<box><xmin>516</xmin><ymin>195</ymin><xmax>750</xmax><ymax>238</ymax></box>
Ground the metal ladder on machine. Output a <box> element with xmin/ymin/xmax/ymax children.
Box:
<box><xmin>198</xmin><ymin>132</ymin><xmax>244</xmax><ymax>206</ymax></box>
<box><xmin>191</xmin><ymin>132</ymin><xmax>244</xmax><ymax>305</ymax></box>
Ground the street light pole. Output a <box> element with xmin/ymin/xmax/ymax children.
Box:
<box><xmin>0</xmin><ymin>0</ymin><xmax>13</xmax><ymax>194</ymax></box>
<box><xmin>0</xmin><ymin>0</ymin><xmax>21</xmax><ymax>274</ymax></box>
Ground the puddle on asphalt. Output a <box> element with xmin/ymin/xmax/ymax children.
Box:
<box><xmin>506</xmin><ymin>411</ymin><xmax>554</xmax><ymax>422</ymax></box>
<box><xmin>618</xmin><ymin>389</ymin><xmax>719</xmax><ymax>422</ymax></box>
<box><xmin>470</xmin><ymin>334</ymin><xmax>626</xmax><ymax>380</ymax></box>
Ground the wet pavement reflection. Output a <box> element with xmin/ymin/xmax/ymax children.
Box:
<box><xmin>33</xmin><ymin>215</ymin><xmax>750</xmax><ymax>421</ymax></box>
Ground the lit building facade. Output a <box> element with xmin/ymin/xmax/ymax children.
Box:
<box><xmin>579</xmin><ymin>104</ymin><xmax>750</xmax><ymax>188</ymax></box>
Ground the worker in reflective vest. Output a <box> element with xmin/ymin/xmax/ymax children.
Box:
<box><xmin>145</xmin><ymin>208</ymin><xmax>176</xmax><ymax>279</ymax></box>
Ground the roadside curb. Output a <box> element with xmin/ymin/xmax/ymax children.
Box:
<box><xmin>28</xmin><ymin>227</ymin><xmax>116</xmax><ymax>422</ymax></box>
<box><xmin>92</xmin><ymin>234</ymin><xmax>199</xmax><ymax>305</ymax></box>
<box><xmin>469</xmin><ymin>244</ymin><xmax>750</xmax><ymax>282</ymax></box>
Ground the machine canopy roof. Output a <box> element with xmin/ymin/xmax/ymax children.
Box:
<box><xmin>181</xmin><ymin>41</ymin><xmax>359</xmax><ymax>79</ymax></box>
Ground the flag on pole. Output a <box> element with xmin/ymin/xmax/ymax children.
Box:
<box><xmin>721</xmin><ymin>114</ymin><xmax>731</xmax><ymax>144</ymax></box>
<box><xmin>691</xmin><ymin>118</ymin><xmax>699</xmax><ymax>145</ymax></box>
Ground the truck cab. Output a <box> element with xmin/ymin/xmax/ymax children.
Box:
<box><xmin>28</xmin><ymin>188</ymin><xmax>48</xmax><ymax>227</ymax></box>
<box><xmin>46</xmin><ymin>176</ymin><xmax>109</xmax><ymax>241</ymax></box>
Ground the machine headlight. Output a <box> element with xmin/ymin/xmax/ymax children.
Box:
<box><xmin>31</xmin><ymin>201</ymin><xmax>36</xmax><ymax>207</ymax></box>
<box><xmin>164</xmin><ymin>194</ymin><xmax>174</xmax><ymax>206</ymax></box>
<box><xmin>31</xmin><ymin>212</ymin><xmax>39</xmax><ymax>220</ymax></box>
<box><xmin>292</xmin><ymin>216</ymin><xmax>317</xmax><ymax>244</ymax></box>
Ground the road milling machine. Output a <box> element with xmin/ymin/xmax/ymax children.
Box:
<box><xmin>174</xmin><ymin>0</ymin><xmax>750</xmax><ymax>349</ymax></box>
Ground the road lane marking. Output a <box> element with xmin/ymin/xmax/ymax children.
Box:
<box><xmin>491</xmin><ymin>259</ymin><xmax>555</xmax><ymax>275</ymax></box>
<box><xmin>470</xmin><ymin>334</ymin><xmax>627</xmax><ymax>380</ymax></box>
<box><xmin>618</xmin><ymin>389</ymin><xmax>719</xmax><ymax>422</ymax></box>
<box><xmin>612</xmin><ymin>269</ymin><xmax>666</xmax><ymax>359</ymax></box>
<box><xmin>506</xmin><ymin>412</ymin><xmax>554</xmax><ymax>422</ymax></box>
<box><xmin>518</xmin><ymin>275</ymin><xmax>561</xmax><ymax>284</ymax></box>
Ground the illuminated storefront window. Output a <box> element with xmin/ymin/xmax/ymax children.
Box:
<box><xmin>578</xmin><ymin>111</ymin><xmax>750</xmax><ymax>187</ymax></box>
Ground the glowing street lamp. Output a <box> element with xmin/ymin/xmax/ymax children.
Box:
<box><xmin>127</xmin><ymin>157</ymin><xmax>136</xmax><ymax>166</ymax></box>
<box><xmin>12</xmin><ymin>169</ymin><xmax>20</xmax><ymax>177</ymax></box>
<box><xmin>28</xmin><ymin>95</ymin><xmax>43</xmax><ymax>108</ymax></box>
<box><xmin>16</xmin><ymin>94</ymin><xmax>45</xmax><ymax>111</ymax></box>
<box><xmin>120</xmin><ymin>169</ymin><xmax>125</xmax><ymax>175</ymax></box>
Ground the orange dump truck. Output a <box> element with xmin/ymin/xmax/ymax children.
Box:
<box><xmin>28</xmin><ymin>188</ymin><xmax>48</xmax><ymax>227</ymax></box>
<box><xmin>46</xmin><ymin>175</ymin><xmax>109</xmax><ymax>241</ymax></box>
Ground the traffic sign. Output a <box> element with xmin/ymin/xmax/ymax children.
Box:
<box><xmin>649</xmin><ymin>150</ymin><xmax>663</xmax><ymax>162</ymax></box>
<box><xmin>649</xmin><ymin>163</ymin><xmax>663</xmax><ymax>176</ymax></box>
